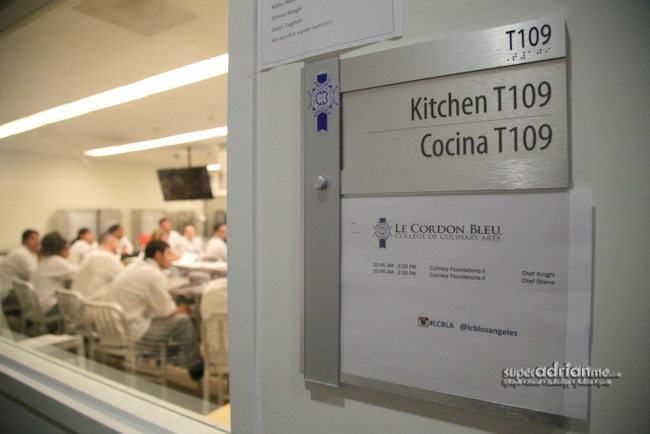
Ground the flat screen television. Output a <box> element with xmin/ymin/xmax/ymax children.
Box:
<box><xmin>157</xmin><ymin>166</ymin><xmax>213</xmax><ymax>201</ymax></box>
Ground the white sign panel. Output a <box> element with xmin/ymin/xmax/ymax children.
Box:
<box><xmin>258</xmin><ymin>0</ymin><xmax>402</xmax><ymax>70</ymax></box>
<box><xmin>340</xmin><ymin>191</ymin><xmax>590</xmax><ymax>417</ymax></box>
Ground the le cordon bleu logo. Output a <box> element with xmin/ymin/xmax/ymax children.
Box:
<box><xmin>373</xmin><ymin>218</ymin><xmax>392</xmax><ymax>249</ymax></box>
<box><xmin>373</xmin><ymin>218</ymin><xmax>502</xmax><ymax>249</ymax></box>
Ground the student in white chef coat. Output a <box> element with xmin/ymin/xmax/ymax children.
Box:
<box><xmin>72</xmin><ymin>233</ymin><xmax>124</xmax><ymax>301</ymax></box>
<box><xmin>204</xmin><ymin>223</ymin><xmax>227</xmax><ymax>262</ymax></box>
<box><xmin>106</xmin><ymin>240</ymin><xmax>203</xmax><ymax>380</ymax></box>
<box><xmin>68</xmin><ymin>228</ymin><xmax>95</xmax><ymax>264</ymax></box>
<box><xmin>108</xmin><ymin>224</ymin><xmax>134</xmax><ymax>257</ymax></box>
<box><xmin>200</xmin><ymin>277</ymin><xmax>228</xmax><ymax>319</ymax></box>
<box><xmin>1</xmin><ymin>229</ymin><xmax>40</xmax><ymax>302</ymax></box>
<box><xmin>158</xmin><ymin>218</ymin><xmax>181</xmax><ymax>251</ymax></box>
<box><xmin>173</xmin><ymin>224</ymin><xmax>204</xmax><ymax>259</ymax></box>
<box><xmin>32</xmin><ymin>231</ymin><xmax>77</xmax><ymax>331</ymax></box>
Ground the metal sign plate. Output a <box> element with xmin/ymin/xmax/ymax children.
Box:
<box><xmin>342</xmin><ymin>58</ymin><xmax>568</xmax><ymax>194</ymax></box>
<box><xmin>341</xmin><ymin>16</ymin><xmax>566</xmax><ymax>92</ymax></box>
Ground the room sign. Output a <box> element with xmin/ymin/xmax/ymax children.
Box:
<box><xmin>340</xmin><ymin>16</ymin><xmax>568</xmax><ymax>194</ymax></box>
<box><xmin>303</xmin><ymin>17</ymin><xmax>591</xmax><ymax>424</ymax></box>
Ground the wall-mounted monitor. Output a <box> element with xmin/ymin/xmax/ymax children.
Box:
<box><xmin>157</xmin><ymin>166</ymin><xmax>213</xmax><ymax>201</ymax></box>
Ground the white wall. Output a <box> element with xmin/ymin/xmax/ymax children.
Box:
<box><xmin>0</xmin><ymin>150</ymin><xmax>225</xmax><ymax>251</ymax></box>
<box><xmin>228</xmin><ymin>0</ymin><xmax>649</xmax><ymax>432</ymax></box>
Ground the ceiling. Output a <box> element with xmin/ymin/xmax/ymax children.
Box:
<box><xmin>0</xmin><ymin>0</ymin><xmax>228</xmax><ymax>168</ymax></box>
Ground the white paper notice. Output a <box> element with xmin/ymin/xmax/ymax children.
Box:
<box><xmin>258</xmin><ymin>0</ymin><xmax>402</xmax><ymax>70</ymax></box>
<box><xmin>341</xmin><ymin>191</ymin><xmax>587</xmax><ymax>416</ymax></box>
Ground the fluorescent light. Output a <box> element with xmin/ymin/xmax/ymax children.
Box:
<box><xmin>84</xmin><ymin>126</ymin><xmax>227</xmax><ymax>157</ymax></box>
<box><xmin>207</xmin><ymin>164</ymin><xmax>222</xmax><ymax>171</ymax></box>
<box><xmin>0</xmin><ymin>54</ymin><xmax>228</xmax><ymax>140</ymax></box>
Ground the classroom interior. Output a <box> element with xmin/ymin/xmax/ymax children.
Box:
<box><xmin>0</xmin><ymin>0</ymin><xmax>231</xmax><ymax>427</ymax></box>
<box><xmin>0</xmin><ymin>0</ymin><xmax>229</xmax><ymax>252</ymax></box>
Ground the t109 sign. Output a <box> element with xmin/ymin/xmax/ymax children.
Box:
<box><xmin>341</xmin><ymin>17</ymin><xmax>568</xmax><ymax>194</ymax></box>
<box><xmin>506</xmin><ymin>24</ymin><xmax>552</xmax><ymax>50</ymax></box>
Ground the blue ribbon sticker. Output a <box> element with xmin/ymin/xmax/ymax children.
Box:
<box><xmin>307</xmin><ymin>73</ymin><xmax>338</xmax><ymax>132</ymax></box>
<box><xmin>374</xmin><ymin>218</ymin><xmax>392</xmax><ymax>249</ymax></box>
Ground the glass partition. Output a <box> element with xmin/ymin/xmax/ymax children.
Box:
<box><xmin>0</xmin><ymin>316</ymin><xmax>230</xmax><ymax>431</ymax></box>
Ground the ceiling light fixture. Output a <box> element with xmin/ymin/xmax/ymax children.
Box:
<box><xmin>207</xmin><ymin>164</ymin><xmax>222</xmax><ymax>171</ymax></box>
<box><xmin>0</xmin><ymin>53</ymin><xmax>229</xmax><ymax>140</ymax></box>
<box><xmin>84</xmin><ymin>126</ymin><xmax>227</xmax><ymax>157</ymax></box>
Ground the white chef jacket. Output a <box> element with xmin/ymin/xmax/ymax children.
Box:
<box><xmin>72</xmin><ymin>247</ymin><xmax>124</xmax><ymax>301</ymax></box>
<box><xmin>167</xmin><ymin>230</ymin><xmax>181</xmax><ymax>251</ymax></box>
<box><xmin>106</xmin><ymin>258</ymin><xmax>177</xmax><ymax>341</ymax></box>
<box><xmin>204</xmin><ymin>236</ymin><xmax>227</xmax><ymax>262</ymax></box>
<box><xmin>68</xmin><ymin>239</ymin><xmax>94</xmax><ymax>264</ymax></box>
<box><xmin>173</xmin><ymin>236</ymin><xmax>204</xmax><ymax>258</ymax></box>
<box><xmin>118</xmin><ymin>236</ymin><xmax>134</xmax><ymax>256</ymax></box>
<box><xmin>0</xmin><ymin>245</ymin><xmax>38</xmax><ymax>299</ymax></box>
<box><xmin>200</xmin><ymin>277</ymin><xmax>228</xmax><ymax>319</ymax></box>
<box><xmin>32</xmin><ymin>255</ymin><xmax>77</xmax><ymax>313</ymax></box>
